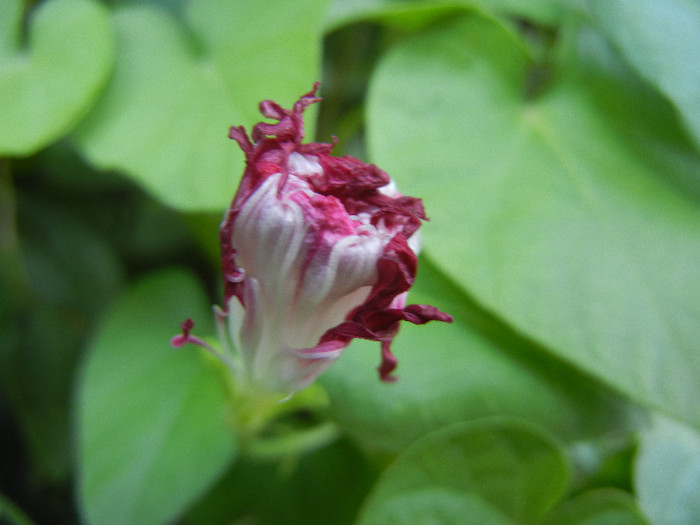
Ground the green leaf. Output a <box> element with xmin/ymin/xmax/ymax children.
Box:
<box><xmin>186</xmin><ymin>0</ymin><xmax>328</xmax><ymax>127</ymax></box>
<box><xmin>76</xmin><ymin>269</ymin><xmax>237</xmax><ymax>525</ymax></box>
<box><xmin>360</xmin><ymin>489</ymin><xmax>513</xmax><ymax>525</ymax></box>
<box><xmin>357</xmin><ymin>419</ymin><xmax>570</xmax><ymax>524</ymax></box>
<box><xmin>0</xmin><ymin>0</ymin><xmax>115</xmax><ymax>156</ymax></box>
<box><xmin>587</xmin><ymin>0</ymin><xmax>700</xmax><ymax>150</ymax></box>
<box><xmin>634</xmin><ymin>417</ymin><xmax>700</xmax><ymax>525</ymax></box>
<box><xmin>324</xmin><ymin>0</ymin><xmax>577</xmax><ymax>32</ymax></box>
<box><xmin>540</xmin><ymin>489</ymin><xmax>650</xmax><ymax>525</ymax></box>
<box><xmin>562</xmin><ymin>23</ymin><xmax>700</xmax><ymax>199</ymax></box>
<box><xmin>366</xmin><ymin>15</ymin><xmax>700</xmax><ymax>428</ymax></box>
<box><xmin>322</xmin><ymin>256</ymin><xmax>637</xmax><ymax>452</ymax></box>
<box><xmin>187</xmin><ymin>438</ymin><xmax>378</xmax><ymax>525</ymax></box>
<box><xmin>324</xmin><ymin>0</ymin><xmax>474</xmax><ymax>32</ymax></box>
<box><xmin>73</xmin><ymin>0</ymin><xmax>328</xmax><ymax>212</ymax></box>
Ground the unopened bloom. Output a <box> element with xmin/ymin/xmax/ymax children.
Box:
<box><xmin>174</xmin><ymin>84</ymin><xmax>451</xmax><ymax>395</ymax></box>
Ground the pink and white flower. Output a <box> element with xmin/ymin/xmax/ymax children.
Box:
<box><xmin>174</xmin><ymin>84</ymin><xmax>452</xmax><ymax>394</ymax></box>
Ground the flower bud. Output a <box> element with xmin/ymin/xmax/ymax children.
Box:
<box><xmin>175</xmin><ymin>84</ymin><xmax>452</xmax><ymax>395</ymax></box>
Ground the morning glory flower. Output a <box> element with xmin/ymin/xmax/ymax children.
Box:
<box><xmin>173</xmin><ymin>84</ymin><xmax>452</xmax><ymax>395</ymax></box>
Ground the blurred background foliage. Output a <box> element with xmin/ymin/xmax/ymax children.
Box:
<box><xmin>1</xmin><ymin>0</ymin><xmax>700</xmax><ymax>524</ymax></box>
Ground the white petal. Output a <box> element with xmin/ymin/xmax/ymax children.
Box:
<box><xmin>288</xmin><ymin>151</ymin><xmax>323</xmax><ymax>177</ymax></box>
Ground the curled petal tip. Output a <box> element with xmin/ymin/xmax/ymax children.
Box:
<box><xmin>378</xmin><ymin>343</ymin><xmax>399</xmax><ymax>382</ymax></box>
<box><xmin>170</xmin><ymin>318</ymin><xmax>194</xmax><ymax>348</ymax></box>
<box><xmin>170</xmin><ymin>335</ymin><xmax>186</xmax><ymax>348</ymax></box>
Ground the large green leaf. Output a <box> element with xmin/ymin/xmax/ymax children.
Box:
<box><xmin>634</xmin><ymin>417</ymin><xmax>700</xmax><ymax>525</ymax></box>
<box><xmin>73</xmin><ymin>0</ymin><xmax>328</xmax><ymax>211</ymax></box>
<box><xmin>359</xmin><ymin>489</ymin><xmax>513</xmax><ymax>525</ymax></box>
<box><xmin>587</xmin><ymin>0</ymin><xmax>700</xmax><ymax>150</ymax></box>
<box><xmin>322</xmin><ymin>256</ymin><xmax>636</xmax><ymax>452</ymax></box>
<box><xmin>366</xmin><ymin>15</ymin><xmax>700</xmax><ymax>428</ymax></box>
<box><xmin>540</xmin><ymin>489</ymin><xmax>649</xmax><ymax>525</ymax></box>
<box><xmin>186</xmin><ymin>438</ymin><xmax>377</xmax><ymax>525</ymax></box>
<box><xmin>357</xmin><ymin>419</ymin><xmax>570</xmax><ymax>524</ymax></box>
<box><xmin>324</xmin><ymin>0</ymin><xmax>577</xmax><ymax>32</ymax></box>
<box><xmin>76</xmin><ymin>269</ymin><xmax>237</xmax><ymax>525</ymax></box>
<box><xmin>565</xmin><ymin>23</ymin><xmax>700</xmax><ymax>199</ymax></box>
<box><xmin>0</xmin><ymin>0</ymin><xmax>114</xmax><ymax>156</ymax></box>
